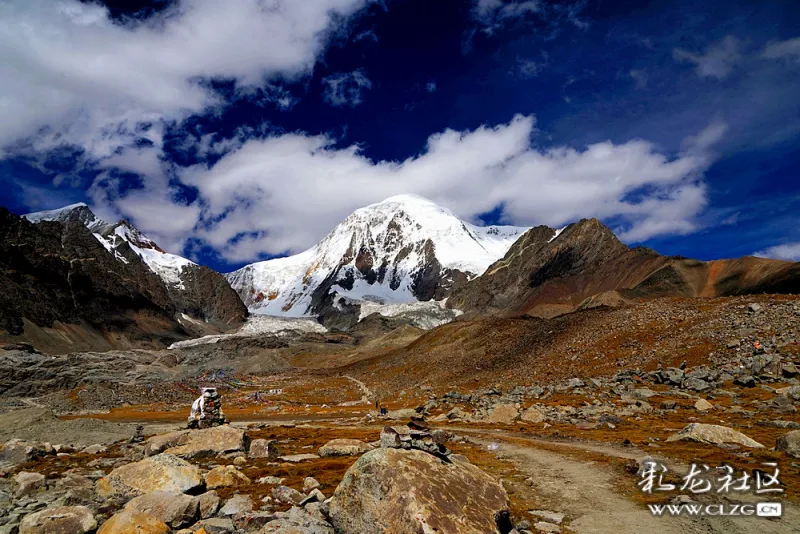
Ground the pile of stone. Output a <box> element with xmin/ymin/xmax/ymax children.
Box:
<box><xmin>197</xmin><ymin>388</ymin><xmax>227</xmax><ymax>429</ymax></box>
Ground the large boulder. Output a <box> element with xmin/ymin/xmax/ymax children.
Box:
<box><xmin>163</xmin><ymin>426</ymin><xmax>248</xmax><ymax>459</ymax></box>
<box><xmin>144</xmin><ymin>430</ymin><xmax>190</xmax><ymax>456</ymax></box>
<box><xmin>520</xmin><ymin>407</ymin><xmax>546</xmax><ymax>423</ymax></box>
<box><xmin>205</xmin><ymin>465</ymin><xmax>251</xmax><ymax>489</ymax></box>
<box><xmin>97</xmin><ymin>453</ymin><xmax>204</xmax><ymax>499</ymax></box>
<box><xmin>14</xmin><ymin>471</ymin><xmax>46</xmax><ymax>498</ymax></box>
<box><xmin>249</xmin><ymin>438</ymin><xmax>281</xmax><ymax>459</ymax></box>
<box><xmin>329</xmin><ymin>448</ymin><xmax>509</xmax><ymax>534</ymax></box>
<box><xmin>666</xmin><ymin>423</ymin><xmax>764</xmax><ymax>448</ymax></box>
<box><xmin>97</xmin><ymin>509</ymin><xmax>169</xmax><ymax>534</ymax></box>
<box><xmin>485</xmin><ymin>404</ymin><xmax>519</xmax><ymax>424</ymax></box>
<box><xmin>776</xmin><ymin>430</ymin><xmax>800</xmax><ymax>458</ymax></box>
<box><xmin>124</xmin><ymin>490</ymin><xmax>199</xmax><ymax>528</ymax></box>
<box><xmin>19</xmin><ymin>506</ymin><xmax>96</xmax><ymax>534</ymax></box>
<box><xmin>218</xmin><ymin>494</ymin><xmax>254</xmax><ymax>517</ymax></box>
<box><xmin>319</xmin><ymin>439</ymin><xmax>371</xmax><ymax>457</ymax></box>
<box><xmin>198</xmin><ymin>490</ymin><xmax>222</xmax><ymax>518</ymax></box>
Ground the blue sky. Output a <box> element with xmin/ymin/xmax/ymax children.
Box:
<box><xmin>1</xmin><ymin>0</ymin><xmax>799</xmax><ymax>272</ymax></box>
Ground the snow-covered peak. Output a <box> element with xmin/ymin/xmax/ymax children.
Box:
<box><xmin>24</xmin><ymin>203</ymin><xmax>195</xmax><ymax>289</ymax></box>
<box><xmin>24</xmin><ymin>202</ymin><xmax>110</xmax><ymax>233</ymax></box>
<box><xmin>227</xmin><ymin>194</ymin><xmax>531</xmax><ymax>316</ymax></box>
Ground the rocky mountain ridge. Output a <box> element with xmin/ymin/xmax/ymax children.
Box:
<box><xmin>447</xmin><ymin>217</ymin><xmax>800</xmax><ymax>318</ymax></box>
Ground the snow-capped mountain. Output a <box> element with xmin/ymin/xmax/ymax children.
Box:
<box><xmin>226</xmin><ymin>194</ymin><xmax>529</xmax><ymax>320</ymax></box>
<box><xmin>25</xmin><ymin>203</ymin><xmax>194</xmax><ymax>289</ymax></box>
<box><xmin>23</xmin><ymin>203</ymin><xmax>246</xmax><ymax>328</ymax></box>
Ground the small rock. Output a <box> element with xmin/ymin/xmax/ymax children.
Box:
<box><xmin>205</xmin><ymin>465</ymin><xmax>251</xmax><ymax>489</ymax></box>
<box><xmin>528</xmin><ymin>510</ymin><xmax>565</xmax><ymax>524</ymax></box>
<box><xmin>776</xmin><ymin>430</ymin><xmax>800</xmax><ymax>458</ymax></box>
<box><xmin>534</xmin><ymin>521</ymin><xmax>561</xmax><ymax>533</ymax></box>
<box><xmin>233</xmin><ymin>456</ymin><xmax>246</xmax><ymax>466</ymax></box>
<box><xmin>80</xmin><ymin>444</ymin><xmax>107</xmax><ymax>455</ymax></box>
<box><xmin>660</xmin><ymin>400</ymin><xmax>677</xmax><ymax>410</ymax></box>
<box><xmin>666</xmin><ymin>423</ymin><xmax>764</xmax><ymax>448</ymax></box>
<box><xmin>198</xmin><ymin>490</ymin><xmax>221</xmax><ymax>519</ymax></box>
<box><xmin>272</xmin><ymin>485</ymin><xmax>305</xmax><ymax>506</ymax></box>
<box><xmin>318</xmin><ymin>439</ymin><xmax>370</xmax><ymax>457</ymax></box>
<box><xmin>249</xmin><ymin>438</ymin><xmax>281</xmax><ymax>459</ymax></box>
<box><xmin>218</xmin><ymin>494</ymin><xmax>253</xmax><ymax>517</ymax></box>
<box><xmin>303</xmin><ymin>477</ymin><xmax>321</xmax><ymax>492</ymax></box>
<box><xmin>734</xmin><ymin>375</ymin><xmax>756</xmax><ymax>388</ymax></box>
<box><xmin>520</xmin><ymin>407</ymin><xmax>546</xmax><ymax>423</ymax></box>
<box><xmin>279</xmin><ymin>453</ymin><xmax>320</xmax><ymax>463</ymax></box>
<box><xmin>694</xmin><ymin>399</ymin><xmax>714</xmax><ymax>412</ymax></box>
<box><xmin>14</xmin><ymin>472</ymin><xmax>45</xmax><ymax>498</ymax></box>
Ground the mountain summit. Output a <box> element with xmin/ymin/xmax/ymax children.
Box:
<box><xmin>226</xmin><ymin>194</ymin><xmax>529</xmax><ymax>323</ymax></box>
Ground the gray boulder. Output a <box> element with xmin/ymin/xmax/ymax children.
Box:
<box><xmin>329</xmin><ymin>447</ymin><xmax>509</xmax><ymax>534</ymax></box>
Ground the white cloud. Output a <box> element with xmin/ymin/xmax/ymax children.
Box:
<box><xmin>0</xmin><ymin>0</ymin><xmax>369</xmax><ymax>157</ymax></box>
<box><xmin>673</xmin><ymin>36</ymin><xmax>741</xmax><ymax>79</ymax></box>
<box><xmin>515</xmin><ymin>58</ymin><xmax>544</xmax><ymax>78</ymax></box>
<box><xmin>474</xmin><ymin>0</ymin><xmax>540</xmax><ymax>22</ymax></box>
<box><xmin>763</xmin><ymin>37</ymin><xmax>800</xmax><ymax>62</ymax></box>
<box><xmin>753</xmin><ymin>243</ymin><xmax>800</xmax><ymax>262</ymax></box>
<box><xmin>91</xmin><ymin>115</ymin><xmax>722</xmax><ymax>263</ymax></box>
<box><xmin>322</xmin><ymin>69</ymin><xmax>373</xmax><ymax>107</ymax></box>
<box><xmin>629</xmin><ymin>69</ymin><xmax>648</xmax><ymax>88</ymax></box>
<box><xmin>426</xmin><ymin>81</ymin><xmax>438</xmax><ymax>92</ymax></box>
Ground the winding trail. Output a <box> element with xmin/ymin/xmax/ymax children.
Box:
<box><xmin>341</xmin><ymin>375</ymin><xmax>372</xmax><ymax>406</ymax></box>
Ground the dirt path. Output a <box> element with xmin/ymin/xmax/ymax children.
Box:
<box><xmin>464</xmin><ymin>432</ymin><xmax>800</xmax><ymax>534</ymax></box>
<box><xmin>341</xmin><ymin>375</ymin><xmax>372</xmax><ymax>406</ymax></box>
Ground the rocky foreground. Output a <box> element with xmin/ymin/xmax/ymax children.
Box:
<box><xmin>0</xmin><ymin>419</ymin><xmax>517</xmax><ymax>534</ymax></box>
<box><xmin>2</xmin><ymin>339</ymin><xmax>800</xmax><ymax>533</ymax></box>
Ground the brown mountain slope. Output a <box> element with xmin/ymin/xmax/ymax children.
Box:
<box><xmin>339</xmin><ymin>295</ymin><xmax>800</xmax><ymax>397</ymax></box>
<box><xmin>447</xmin><ymin>218</ymin><xmax>800</xmax><ymax>318</ymax></box>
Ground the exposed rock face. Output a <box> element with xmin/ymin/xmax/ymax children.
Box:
<box><xmin>666</xmin><ymin>423</ymin><xmax>764</xmax><ymax>448</ymax></box>
<box><xmin>447</xmin><ymin>218</ymin><xmax>800</xmax><ymax>318</ymax></box>
<box><xmin>96</xmin><ymin>453</ymin><xmax>204</xmax><ymax>499</ymax></box>
<box><xmin>329</xmin><ymin>447</ymin><xmax>510</xmax><ymax>534</ymax></box>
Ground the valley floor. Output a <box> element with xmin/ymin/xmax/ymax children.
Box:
<box><xmin>1</xmin><ymin>294</ymin><xmax>799</xmax><ymax>533</ymax></box>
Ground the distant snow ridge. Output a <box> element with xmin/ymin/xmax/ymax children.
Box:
<box><xmin>227</xmin><ymin>194</ymin><xmax>529</xmax><ymax>317</ymax></box>
<box><xmin>168</xmin><ymin>315</ymin><xmax>327</xmax><ymax>349</ymax></box>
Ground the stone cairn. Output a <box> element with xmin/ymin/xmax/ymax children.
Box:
<box><xmin>189</xmin><ymin>387</ymin><xmax>227</xmax><ymax>429</ymax></box>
